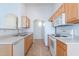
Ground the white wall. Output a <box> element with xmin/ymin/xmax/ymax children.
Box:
<box><xmin>0</xmin><ymin>3</ymin><xmax>22</xmax><ymax>35</ymax></box>
<box><xmin>0</xmin><ymin>3</ymin><xmax>22</xmax><ymax>28</ymax></box>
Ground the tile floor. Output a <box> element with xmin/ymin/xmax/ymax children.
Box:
<box><xmin>26</xmin><ymin>39</ymin><xmax>51</xmax><ymax>56</ymax></box>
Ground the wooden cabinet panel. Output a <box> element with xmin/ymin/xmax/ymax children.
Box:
<box><xmin>56</xmin><ymin>45</ymin><xmax>67</xmax><ymax>56</ymax></box>
<box><xmin>56</xmin><ymin>40</ymin><xmax>67</xmax><ymax>56</ymax></box>
<box><xmin>50</xmin><ymin>4</ymin><xmax>65</xmax><ymax>23</ymax></box>
<box><xmin>24</xmin><ymin>34</ymin><xmax>33</xmax><ymax>55</ymax></box>
<box><xmin>64</xmin><ymin>3</ymin><xmax>78</xmax><ymax>23</ymax></box>
<box><xmin>0</xmin><ymin>44</ymin><xmax>12</xmax><ymax>56</ymax></box>
<box><xmin>50</xmin><ymin>3</ymin><xmax>79</xmax><ymax>24</ymax></box>
<box><xmin>57</xmin><ymin>40</ymin><xmax>67</xmax><ymax>50</ymax></box>
<box><xmin>57</xmin><ymin>4</ymin><xmax>65</xmax><ymax>17</ymax></box>
<box><xmin>21</xmin><ymin>16</ymin><xmax>30</xmax><ymax>28</ymax></box>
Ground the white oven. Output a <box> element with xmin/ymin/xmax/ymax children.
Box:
<box><xmin>49</xmin><ymin>36</ymin><xmax>56</xmax><ymax>56</ymax></box>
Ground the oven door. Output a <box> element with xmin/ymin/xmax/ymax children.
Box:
<box><xmin>50</xmin><ymin>38</ymin><xmax>56</xmax><ymax>56</ymax></box>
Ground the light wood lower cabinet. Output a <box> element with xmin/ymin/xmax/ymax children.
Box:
<box><xmin>24</xmin><ymin>34</ymin><xmax>33</xmax><ymax>55</ymax></box>
<box><xmin>0</xmin><ymin>39</ymin><xmax>24</xmax><ymax>56</ymax></box>
<box><xmin>0</xmin><ymin>44</ymin><xmax>13</xmax><ymax>56</ymax></box>
<box><xmin>0</xmin><ymin>34</ymin><xmax>33</xmax><ymax>56</ymax></box>
<box><xmin>56</xmin><ymin>40</ymin><xmax>67</xmax><ymax>56</ymax></box>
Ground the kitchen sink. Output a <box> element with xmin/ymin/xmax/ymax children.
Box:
<box><xmin>55</xmin><ymin>35</ymin><xmax>68</xmax><ymax>37</ymax></box>
<box><xmin>12</xmin><ymin>33</ymin><xmax>28</xmax><ymax>36</ymax></box>
<box><xmin>52</xmin><ymin>34</ymin><xmax>68</xmax><ymax>37</ymax></box>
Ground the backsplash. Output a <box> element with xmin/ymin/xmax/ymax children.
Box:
<box><xmin>55</xmin><ymin>24</ymin><xmax>79</xmax><ymax>37</ymax></box>
<box><xmin>0</xmin><ymin>28</ymin><xmax>30</xmax><ymax>36</ymax></box>
<box><xmin>73</xmin><ymin>24</ymin><xmax>79</xmax><ymax>36</ymax></box>
<box><xmin>0</xmin><ymin>29</ymin><xmax>18</xmax><ymax>36</ymax></box>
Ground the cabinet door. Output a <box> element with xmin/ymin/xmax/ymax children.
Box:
<box><xmin>53</xmin><ymin>4</ymin><xmax>65</xmax><ymax>26</ymax></box>
<box><xmin>24</xmin><ymin>36</ymin><xmax>30</xmax><ymax>54</ymax></box>
<box><xmin>56</xmin><ymin>40</ymin><xmax>67</xmax><ymax>56</ymax></box>
<box><xmin>24</xmin><ymin>34</ymin><xmax>33</xmax><ymax>55</ymax></box>
<box><xmin>57</xmin><ymin>45</ymin><xmax>66</xmax><ymax>56</ymax></box>
<box><xmin>0</xmin><ymin>44</ymin><xmax>12</xmax><ymax>56</ymax></box>
<box><xmin>57</xmin><ymin>4</ymin><xmax>65</xmax><ymax>17</ymax></box>
<box><xmin>21</xmin><ymin>16</ymin><xmax>30</xmax><ymax>28</ymax></box>
<box><xmin>65</xmin><ymin>3</ymin><xmax>70</xmax><ymax>22</ymax></box>
<box><xmin>65</xmin><ymin>3</ymin><xmax>78</xmax><ymax>23</ymax></box>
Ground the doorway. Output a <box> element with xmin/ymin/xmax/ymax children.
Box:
<box><xmin>33</xmin><ymin>20</ymin><xmax>44</xmax><ymax>40</ymax></box>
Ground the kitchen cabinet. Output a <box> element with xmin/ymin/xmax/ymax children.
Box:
<box><xmin>56</xmin><ymin>4</ymin><xmax>65</xmax><ymax>18</ymax></box>
<box><xmin>64</xmin><ymin>3</ymin><xmax>78</xmax><ymax>23</ymax></box>
<box><xmin>56</xmin><ymin>40</ymin><xmax>67</xmax><ymax>56</ymax></box>
<box><xmin>51</xmin><ymin>3</ymin><xmax>79</xmax><ymax>24</ymax></box>
<box><xmin>21</xmin><ymin>16</ymin><xmax>30</xmax><ymax>28</ymax></box>
<box><xmin>0</xmin><ymin>39</ymin><xmax>24</xmax><ymax>56</ymax></box>
<box><xmin>50</xmin><ymin>4</ymin><xmax>65</xmax><ymax>22</ymax></box>
<box><xmin>0</xmin><ymin>44</ymin><xmax>12</xmax><ymax>56</ymax></box>
<box><xmin>24</xmin><ymin>34</ymin><xmax>33</xmax><ymax>55</ymax></box>
<box><xmin>50</xmin><ymin>4</ymin><xmax>65</xmax><ymax>26</ymax></box>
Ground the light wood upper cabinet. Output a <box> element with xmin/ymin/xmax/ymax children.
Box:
<box><xmin>56</xmin><ymin>4</ymin><xmax>65</xmax><ymax>17</ymax></box>
<box><xmin>50</xmin><ymin>3</ymin><xmax>79</xmax><ymax>24</ymax></box>
<box><xmin>64</xmin><ymin>3</ymin><xmax>78</xmax><ymax>23</ymax></box>
<box><xmin>50</xmin><ymin>4</ymin><xmax>65</xmax><ymax>22</ymax></box>
<box><xmin>21</xmin><ymin>16</ymin><xmax>30</xmax><ymax>28</ymax></box>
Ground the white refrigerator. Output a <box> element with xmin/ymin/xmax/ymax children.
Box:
<box><xmin>44</xmin><ymin>21</ymin><xmax>55</xmax><ymax>46</ymax></box>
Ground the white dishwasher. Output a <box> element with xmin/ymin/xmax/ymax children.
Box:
<box><xmin>13</xmin><ymin>39</ymin><xmax>24</xmax><ymax>56</ymax></box>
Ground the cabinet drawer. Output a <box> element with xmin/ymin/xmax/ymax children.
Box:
<box><xmin>57</xmin><ymin>40</ymin><xmax>67</xmax><ymax>50</ymax></box>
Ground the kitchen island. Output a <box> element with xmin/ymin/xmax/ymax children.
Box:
<box><xmin>49</xmin><ymin>35</ymin><xmax>79</xmax><ymax>56</ymax></box>
<box><xmin>0</xmin><ymin>32</ymin><xmax>33</xmax><ymax>56</ymax></box>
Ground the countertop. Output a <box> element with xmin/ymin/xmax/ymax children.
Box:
<box><xmin>49</xmin><ymin>35</ymin><xmax>79</xmax><ymax>44</ymax></box>
<box><xmin>0</xmin><ymin>32</ymin><xmax>32</xmax><ymax>44</ymax></box>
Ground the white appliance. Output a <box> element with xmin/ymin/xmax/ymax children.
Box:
<box><xmin>44</xmin><ymin>21</ymin><xmax>55</xmax><ymax>46</ymax></box>
<box><xmin>50</xmin><ymin>37</ymin><xmax>56</xmax><ymax>56</ymax></box>
<box><xmin>13</xmin><ymin>39</ymin><xmax>24</xmax><ymax>56</ymax></box>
